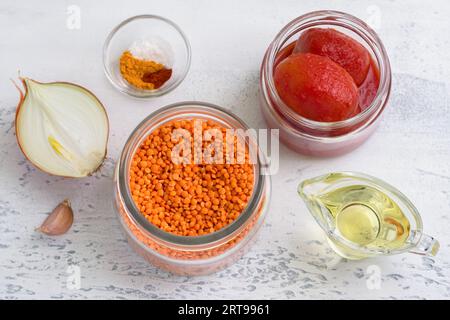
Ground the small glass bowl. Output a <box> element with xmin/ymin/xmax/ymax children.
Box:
<box><xmin>103</xmin><ymin>15</ymin><xmax>191</xmax><ymax>98</ymax></box>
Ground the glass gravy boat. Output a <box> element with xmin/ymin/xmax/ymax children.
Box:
<box><xmin>298</xmin><ymin>172</ymin><xmax>439</xmax><ymax>260</ymax></box>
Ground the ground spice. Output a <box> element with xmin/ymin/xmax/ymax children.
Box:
<box><xmin>142</xmin><ymin>68</ymin><xmax>173</xmax><ymax>89</ymax></box>
<box><xmin>129</xmin><ymin>119</ymin><xmax>254</xmax><ymax>236</ymax></box>
<box><xmin>119</xmin><ymin>51</ymin><xmax>172</xmax><ymax>90</ymax></box>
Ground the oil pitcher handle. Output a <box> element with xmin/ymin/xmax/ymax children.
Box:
<box><xmin>408</xmin><ymin>232</ymin><xmax>440</xmax><ymax>256</ymax></box>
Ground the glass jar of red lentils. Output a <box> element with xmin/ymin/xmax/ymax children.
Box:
<box><xmin>260</xmin><ymin>10</ymin><xmax>392</xmax><ymax>157</ymax></box>
<box><xmin>113</xmin><ymin>102</ymin><xmax>271</xmax><ymax>275</ymax></box>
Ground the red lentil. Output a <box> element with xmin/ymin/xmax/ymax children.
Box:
<box><xmin>129</xmin><ymin>119</ymin><xmax>254</xmax><ymax>236</ymax></box>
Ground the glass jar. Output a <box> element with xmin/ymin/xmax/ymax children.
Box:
<box><xmin>260</xmin><ymin>10</ymin><xmax>392</xmax><ymax>157</ymax></box>
<box><xmin>113</xmin><ymin>102</ymin><xmax>271</xmax><ymax>275</ymax></box>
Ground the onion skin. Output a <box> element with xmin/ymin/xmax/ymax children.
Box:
<box><xmin>13</xmin><ymin>77</ymin><xmax>110</xmax><ymax>178</ymax></box>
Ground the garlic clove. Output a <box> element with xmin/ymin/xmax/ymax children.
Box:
<box><xmin>15</xmin><ymin>78</ymin><xmax>109</xmax><ymax>178</ymax></box>
<box><xmin>37</xmin><ymin>199</ymin><xmax>74</xmax><ymax>236</ymax></box>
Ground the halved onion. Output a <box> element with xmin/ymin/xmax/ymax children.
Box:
<box><xmin>14</xmin><ymin>78</ymin><xmax>109</xmax><ymax>178</ymax></box>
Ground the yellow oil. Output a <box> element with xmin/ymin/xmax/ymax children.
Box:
<box><xmin>316</xmin><ymin>185</ymin><xmax>411</xmax><ymax>250</ymax></box>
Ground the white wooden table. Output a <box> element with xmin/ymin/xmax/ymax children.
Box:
<box><xmin>0</xmin><ymin>0</ymin><xmax>449</xmax><ymax>299</ymax></box>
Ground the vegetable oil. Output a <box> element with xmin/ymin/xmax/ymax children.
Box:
<box><xmin>315</xmin><ymin>184</ymin><xmax>410</xmax><ymax>249</ymax></box>
<box><xmin>298</xmin><ymin>172</ymin><xmax>443</xmax><ymax>260</ymax></box>
<box><xmin>299</xmin><ymin>172</ymin><xmax>439</xmax><ymax>259</ymax></box>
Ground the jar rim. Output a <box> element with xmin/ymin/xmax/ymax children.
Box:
<box><xmin>117</xmin><ymin>101</ymin><xmax>268</xmax><ymax>247</ymax></box>
<box><xmin>262</xmin><ymin>10</ymin><xmax>392</xmax><ymax>131</ymax></box>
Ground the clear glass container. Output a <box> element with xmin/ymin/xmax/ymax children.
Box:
<box><xmin>103</xmin><ymin>15</ymin><xmax>191</xmax><ymax>98</ymax></box>
<box><xmin>113</xmin><ymin>102</ymin><xmax>271</xmax><ymax>275</ymax></box>
<box><xmin>260</xmin><ymin>10</ymin><xmax>392</xmax><ymax>157</ymax></box>
<box><xmin>299</xmin><ymin>172</ymin><xmax>439</xmax><ymax>260</ymax></box>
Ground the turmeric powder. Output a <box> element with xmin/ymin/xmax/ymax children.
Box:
<box><xmin>119</xmin><ymin>51</ymin><xmax>171</xmax><ymax>90</ymax></box>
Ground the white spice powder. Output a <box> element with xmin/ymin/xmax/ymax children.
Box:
<box><xmin>129</xmin><ymin>37</ymin><xmax>174</xmax><ymax>67</ymax></box>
